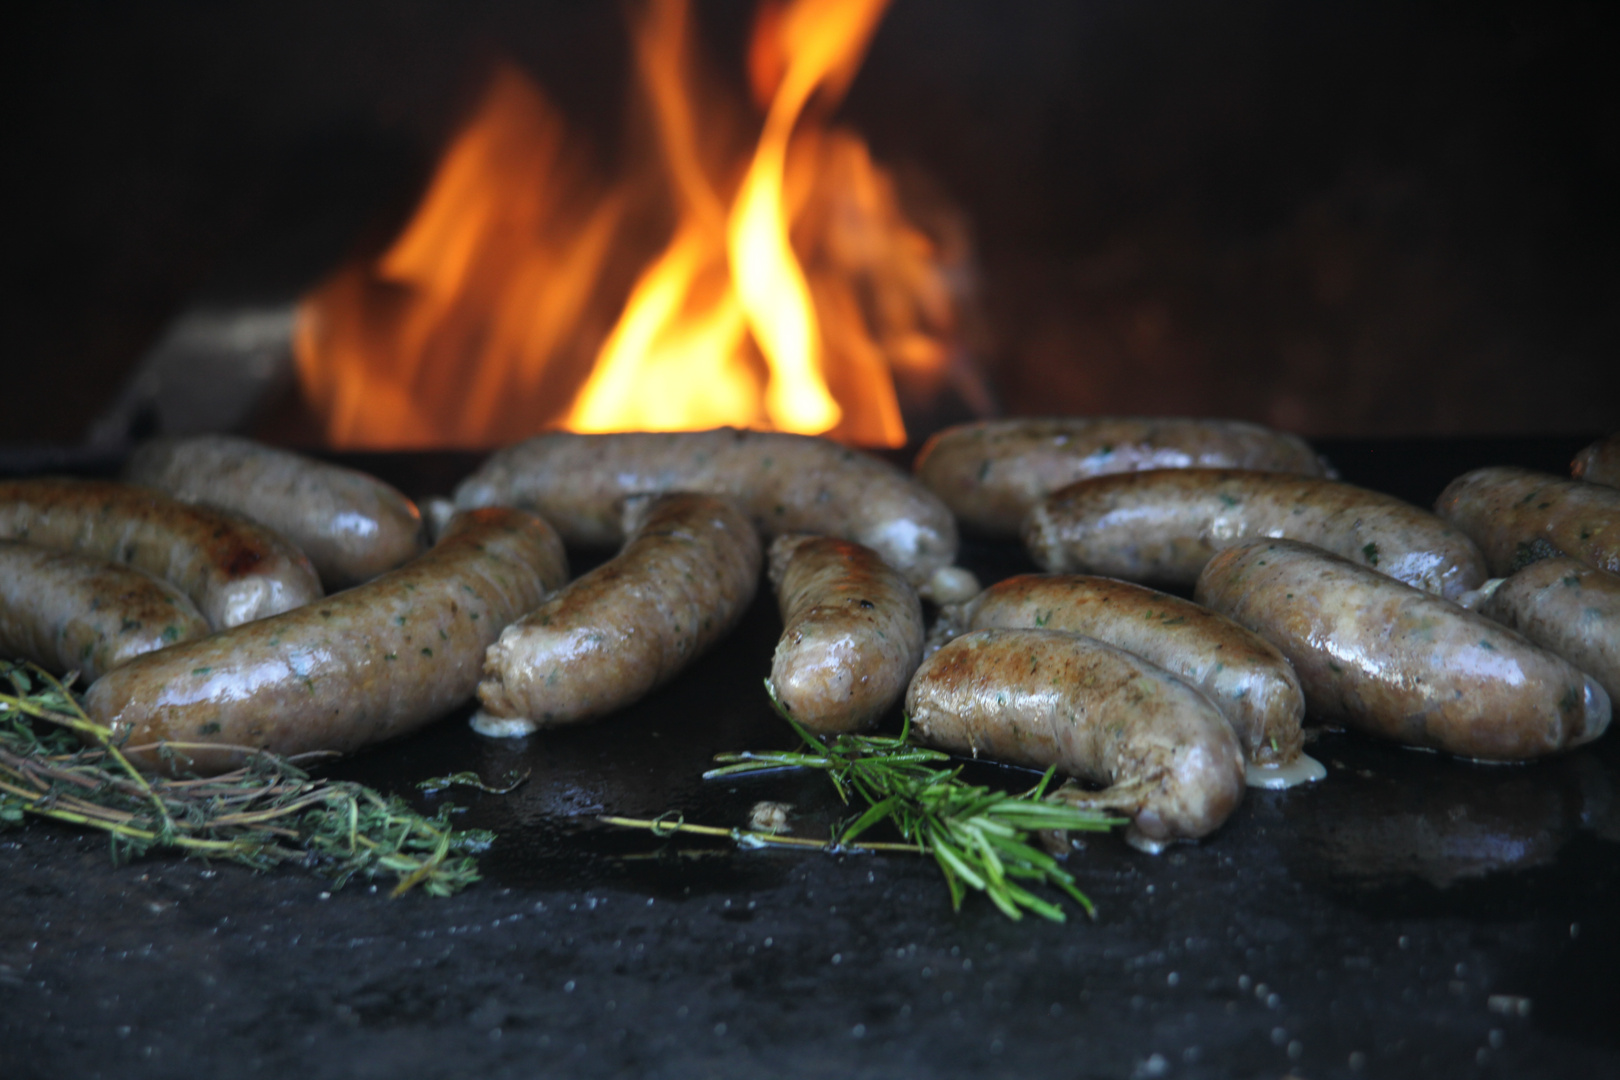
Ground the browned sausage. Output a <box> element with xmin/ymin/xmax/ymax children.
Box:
<box><xmin>83</xmin><ymin>508</ymin><xmax>568</xmax><ymax>775</ymax></box>
<box><xmin>474</xmin><ymin>493</ymin><xmax>761</xmax><ymax>733</ymax></box>
<box><xmin>0</xmin><ymin>477</ymin><xmax>322</xmax><ymax>629</ymax></box>
<box><xmin>915</xmin><ymin>417</ymin><xmax>1328</xmax><ymax>537</ymax></box>
<box><xmin>1473</xmin><ymin>557</ymin><xmax>1620</xmax><ymax>703</ymax></box>
<box><xmin>1435</xmin><ymin>466</ymin><xmax>1620</xmax><ymax>575</ymax></box>
<box><xmin>1025</xmin><ymin>469</ymin><xmax>1487</xmax><ymax>600</ymax></box>
<box><xmin>0</xmin><ymin>541</ymin><xmax>210</xmax><ymax>682</ymax></box>
<box><xmin>452</xmin><ymin>428</ymin><xmax>977</xmax><ymax>601</ymax></box>
<box><xmin>1572</xmin><ymin>434</ymin><xmax>1620</xmax><ymax>488</ymax></box>
<box><xmin>767</xmin><ymin>534</ymin><xmax>924</xmax><ymax>733</ymax></box>
<box><xmin>1195</xmin><ymin>539</ymin><xmax>1610</xmax><ymax>761</ymax></box>
<box><xmin>124</xmin><ymin>435</ymin><xmax>425</xmax><ymax>590</ymax></box>
<box><xmin>942</xmin><ymin>574</ymin><xmax>1308</xmax><ymax>774</ymax></box>
<box><xmin>906</xmin><ymin>628</ymin><xmax>1246</xmax><ymax>850</ymax></box>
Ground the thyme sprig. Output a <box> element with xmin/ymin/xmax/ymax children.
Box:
<box><xmin>0</xmin><ymin>660</ymin><xmax>491</xmax><ymax>897</ymax></box>
<box><xmin>610</xmin><ymin>683</ymin><xmax>1126</xmax><ymax>922</ymax></box>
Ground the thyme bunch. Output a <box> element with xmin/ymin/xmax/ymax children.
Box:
<box><xmin>0</xmin><ymin>660</ymin><xmax>490</xmax><ymax>897</ymax></box>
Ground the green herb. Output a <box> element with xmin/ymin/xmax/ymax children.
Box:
<box><xmin>0</xmin><ymin>660</ymin><xmax>489</xmax><ymax>897</ymax></box>
<box><xmin>417</xmin><ymin>769</ymin><xmax>531</xmax><ymax>795</ymax></box>
<box><xmin>606</xmin><ymin>683</ymin><xmax>1125</xmax><ymax>922</ymax></box>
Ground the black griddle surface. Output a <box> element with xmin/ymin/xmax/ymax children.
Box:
<box><xmin>3</xmin><ymin>437</ymin><xmax>1616</xmax><ymax>1079</ymax></box>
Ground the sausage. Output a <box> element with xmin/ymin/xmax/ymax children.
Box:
<box><xmin>0</xmin><ymin>477</ymin><xmax>322</xmax><ymax>629</ymax></box>
<box><xmin>474</xmin><ymin>493</ymin><xmax>761</xmax><ymax>733</ymax></box>
<box><xmin>452</xmin><ymin>428</ymin><xmax>976</xmax><ymax>601</ymax></box>
<box><xmin>0</xmin><ymin>541</ymin><xmax>210</xmax><ymax>682</ymax></box>
<box><xmin>1195</xmin><ymin>539</ymin><xmax>1611</xmax><ymax>761</ymax></box>
<box><xmin>915</xmin><ymin>417</ymin><xmax>1328</xmax><ymax>537</ymax></box>
<box><xmin>1572</xmin><ymin>433</ymin><xmax>1620</xmax><ymax>488</ymax></box>
<box><xmin>906</xmin><ymin>627</ymin><xmax>1245</xmax><ymax>849</ymax></box>
<box><xmin>124</xmin><ymin>435</ymin><xmax>425</xmax><ymax>590</ymax></box>
<box><xmin>1473</xmin><ymin>557</ymin><xmax>1620</xmax><ymax>703</ymax></box>
<box><xmin>767</xmin><ymin>534</ymin><xmax>925</xmax><ymax>733</ymax></box>
<box><xmin>83</xmin><ymin>508</ymin><xmax>568</xmax><ymax>775</ymax></box>
<box><xmin>1025</xmin><ymin>469</ymin><xmax>1487</xmax><ymax>600</ymax></box>
<box><xmin>943</xmin><ymin>574</ymin><xmax>1309</xmax><ymax>777</ymax></box>
<box><xmin>1435</xmin><ymin>466</ymin><xmax>1620</xmax><ymax>575</ymax></box>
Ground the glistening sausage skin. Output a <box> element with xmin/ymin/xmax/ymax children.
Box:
<box><xmin>1024</xmin><ymin>469</ymin><xmax>1487</xmax><ymax>599</ymax></box>
<box><xmin>84</xmin><ymin>509</ymin><xmax>568</xmax><ymax>775</ymax></box>
<box><xmin>1435</xmin><ymin>466</ymin><xmax>1620</xmax><ymax>576</ymax></box>
<box><xmin>905</xmin><ymin>628</ymin><xmax>1246</xmax><ymax>850</ymax></box>
<box><xmin>474</xmin><ymin>493</ymin><xmax>761</xmax><ymax>733</ymax></box>
<box><xmin>767</xmin><ymin>534</ymin><xmax>925</xmax><ymax>734</ymax></box>
<box><xmin>452</xmin><ymin>428</ymin><xmax>977</xmax><ymax>601</ymax></box>
<box><xmin>125</xmin><ymin>435</ymin><xmax>425</xmax><ymax>590</ymax></box>
<box><xmin>1572</xmin><ymin>434</ymin><xmax>1620</xmax><ymax>489</ymax></box>
<box><xmin>0</xmin><ymin>541</ymin><xmax>210</xmax><ymax>682</ymax></box>
<box><xmin>1195</xmin><ymin>539</ymin><xmax>1610</xmax><ymax>761</ymax></box>
<box><xmin>915</xmin><ymin>417</ymin><xmax>1327</xmax><ymax>537</ymax></box>
<box><xmin>0</xmin><ymin>477</ymin><xmax>322</xmax><ymax>629</ymax></box>
<box><xmin>1474</xmin><ymin>557</ymin><xmax>1620</xmax><ymax>703</ymax></box>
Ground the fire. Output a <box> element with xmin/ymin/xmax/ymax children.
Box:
<box><xmin>295</xmin><ymin>0</ymin><xmax>956</xmax><ymax>448</ymax></box>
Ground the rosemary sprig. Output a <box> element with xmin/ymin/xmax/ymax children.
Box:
<box><xmin>0</xmin><ymin>659</ymin><xmax>491</xmax><ymax>897</ymax></box>
<box><xmin>611</xmin><ymin>682</ymin><xmax>1126</xmax><ymax>922</ymax></box>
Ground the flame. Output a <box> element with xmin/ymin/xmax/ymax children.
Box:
<box><xmin>296</xmin><ymin>0</ymin><xmax>954</xmax><ymax>448</ymax></box>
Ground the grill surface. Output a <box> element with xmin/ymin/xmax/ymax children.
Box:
<box><xmin>2</xmin><ymin>436</ymin><xmax>1616</xmax><ymax>1079</ymax></box>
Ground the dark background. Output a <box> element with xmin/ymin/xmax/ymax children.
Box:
<box><xmin>8</xmin><ymin>0</ymin><xmax>1617</xmax><ymax>445</ymax></box>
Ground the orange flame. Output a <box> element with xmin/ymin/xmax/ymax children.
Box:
<box><xmin>295</xmin><ymin>0</ymin><xmax>952</xmax><ymax>448</ymax></box>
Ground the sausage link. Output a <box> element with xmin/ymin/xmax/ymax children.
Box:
<box><xmin>475</xmin><ymin>493</ymin><xmax>761</xmax><ymax>731</ymax></box>
<box><xmin>767</xmin><ymin>534</ymin><xmax>925</xmax><ymax>733</ymax></box>
<box><xmin>1025</xmin><ymin>469</ymin><xmax>1487</xmax><ymax>599</ymax></box>
<box><xmin>1435</xmin><ymin>466</ymin><xmax>1620</xmax><ymax>575</ymax></box>
<box><xmin>947</xmin><ymin>574</ymin><xmax>1305</xmax><ymax>770</ymax></box>
<box><xmin>1195</xmin><ymin>539</ymin><xmax>1610</xmax><ymax>760</ymax></box>
<box><xmin>916</xmin><ymin>417</ymin><xmax>1327</xmax><ymax>537</ymax></box>
<box><xmin>1475</xmin><ymin>557</ymin><xmax>1620</xmax><ymax>703</ymax></box>
<box><xmin>906</xmin><ymin>628</ymin><xmax>1245</xmax><ymax>848</ymax></box>
<box><xmin>0</xmin><ymin>477</ymin><xmax>322</xmax><ymax>629</ymax></box>
<box><xmin>124</xmin><ymin>435</ymin><xmax>425</xmax><ymax>590</ymax></box>
<box><xmin>1572</xmin><ymin>433</ymin><xmax>1620</xmax><ymax>489</ymax></box>
<box><xmin>453</xmin><ymin>428</ymin><xmax>974</xmax><ymax>601</ymax></box>
<box><xmin>0</xmin><ymin>541</ymin><xmax>210</xmax><ymax>682</ymax></box>
<box><xmin>84</xmin><ymin>508</ymin><xmax>568</xmax><ymax>775</ymax></box>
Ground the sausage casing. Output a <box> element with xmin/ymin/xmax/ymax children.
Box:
<box><xmin>0</xmin><ymin>477</ymin><xmax>322</xmax><ymax>629</ymax></box>
<box><xmin>767</xmin><ymin>534</ymin><xmax>925</xmax><ymax>733</ymax></box>
<box><xmin>946</xmin><ymin>574</ymin><xmax>1305</xmax><ymax>768</ymax></box>
<box><xmin>1195</xmin><ymin>539</ymin><xmax>1611</xmax><ymax>760</ymax></box>
<box><xmin>476</xmin><ymin>493</ymin><xmax>761</xmax><ymax>730</ymax></box>
<box><xmin>84</xmin><ymin>508</ymin><xmax>568</xmax><ymax>774</ymax></box>
<box><xmin>453</xmin><ymin>428</ymin><xmax>972</xmax><ymax>600</ymax></box>
<box><xmin>1435</xmin><ymin>466</ymin><xmax>1620</xmax><ymax>575</ymax></box>
<box><xmin>1475</xmin><ymin>557</ymin><xmax>1620</xmax><ymax>703</ymax></box>
<box><xmin>915</xmin><ymin>417</ymin><xmax>1327</xmax><ymax>537</ymax></box>
<box><xmin>0</xmin><ymin>541</ymin><xmax>210</xmax><ymax>682</ymax></box>
<box><xmin>124</xmin><ymin>435</ymin><xmax>425</xmax><ymax>590</ymax></box>
<box><xmin>906</xmin><ymin>628</ymin><xmax>1245</xmax><ymax>847</ymax></box>
<box><xmin>1572</xmin><ymin>434</ymin><xmax>1620</xmax><ymax>489</ymax></box>
<box><xmin>1025</xmin><ymin>469</ymin><xmax>1487</xmax><ymax>600</ymax></box>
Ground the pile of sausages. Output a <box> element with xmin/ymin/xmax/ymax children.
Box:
<box><xmin>1</xmin><ymin>425</ymin><xmax>1615</xmax><ymax>855</ymax></box>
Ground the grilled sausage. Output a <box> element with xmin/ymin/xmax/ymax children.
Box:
<box><xmin>0</xmin><ymin>477</ymin><xmax>322</xmax><ymax>629</ymax></box>
<box><xmin>906</xmin><ymin>628</ymin><xmax>1246</xmax><ymax>849</ymax></box>
<box><xmin>767</xmin><ymin>534</ymin><xmax>925</xmax><ymax>733</ymax></box>
<box><xmin>1435</xmin><ymin>466</ymin><xmax>1620</xmax><ymax>575</ymax></box>
<box><xmin>943</xmin><ymin>574</ymin><xmax>1308</xmax><ymax>776</ymax></box>
<box><xmin>1195</xmin><ymin>539</ymin><xmax>1611</xmax><ymax>761</ymax></box>
<box><xmin>474</xmin><ymin>493</ymin><xmax>761</xmax><ymax>733</ymax></box>
<box><xmin>1572</xmin><ymin>434</ymin><xmax>1620</xmax><ymax>489</ymax></box>
<box><xmin>124</xmin><ymin>435</ymin><xmax>425</xmax><ymax>590</ymax></box>
<box><xmin>1025</xmin><ymin>469</ymin><xmax>1487</xmax><ymax>600</ymax></box>
<box><xmin>915</xmin><ymin>417</ymin><xmax>1328</xmax><ymax>537</ymax></box>
<box><xmin>1473</xmin><ymin>557</ymin><xmax>1620</xmax><ymax>703</ymax></box>
<box><xmin>0</xmin><ymin>542</ymin><xmax>210</xmax><ymax>682</ymax></box>
<box><xmin>452</xmin><ymin>428</ymin><xmax>976</xmax><ymax>601</ymax></box>
<box><xmin>83</xmin><ymin>508</ymin><xmax>568</xmax><ymax>775</ymax></box>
